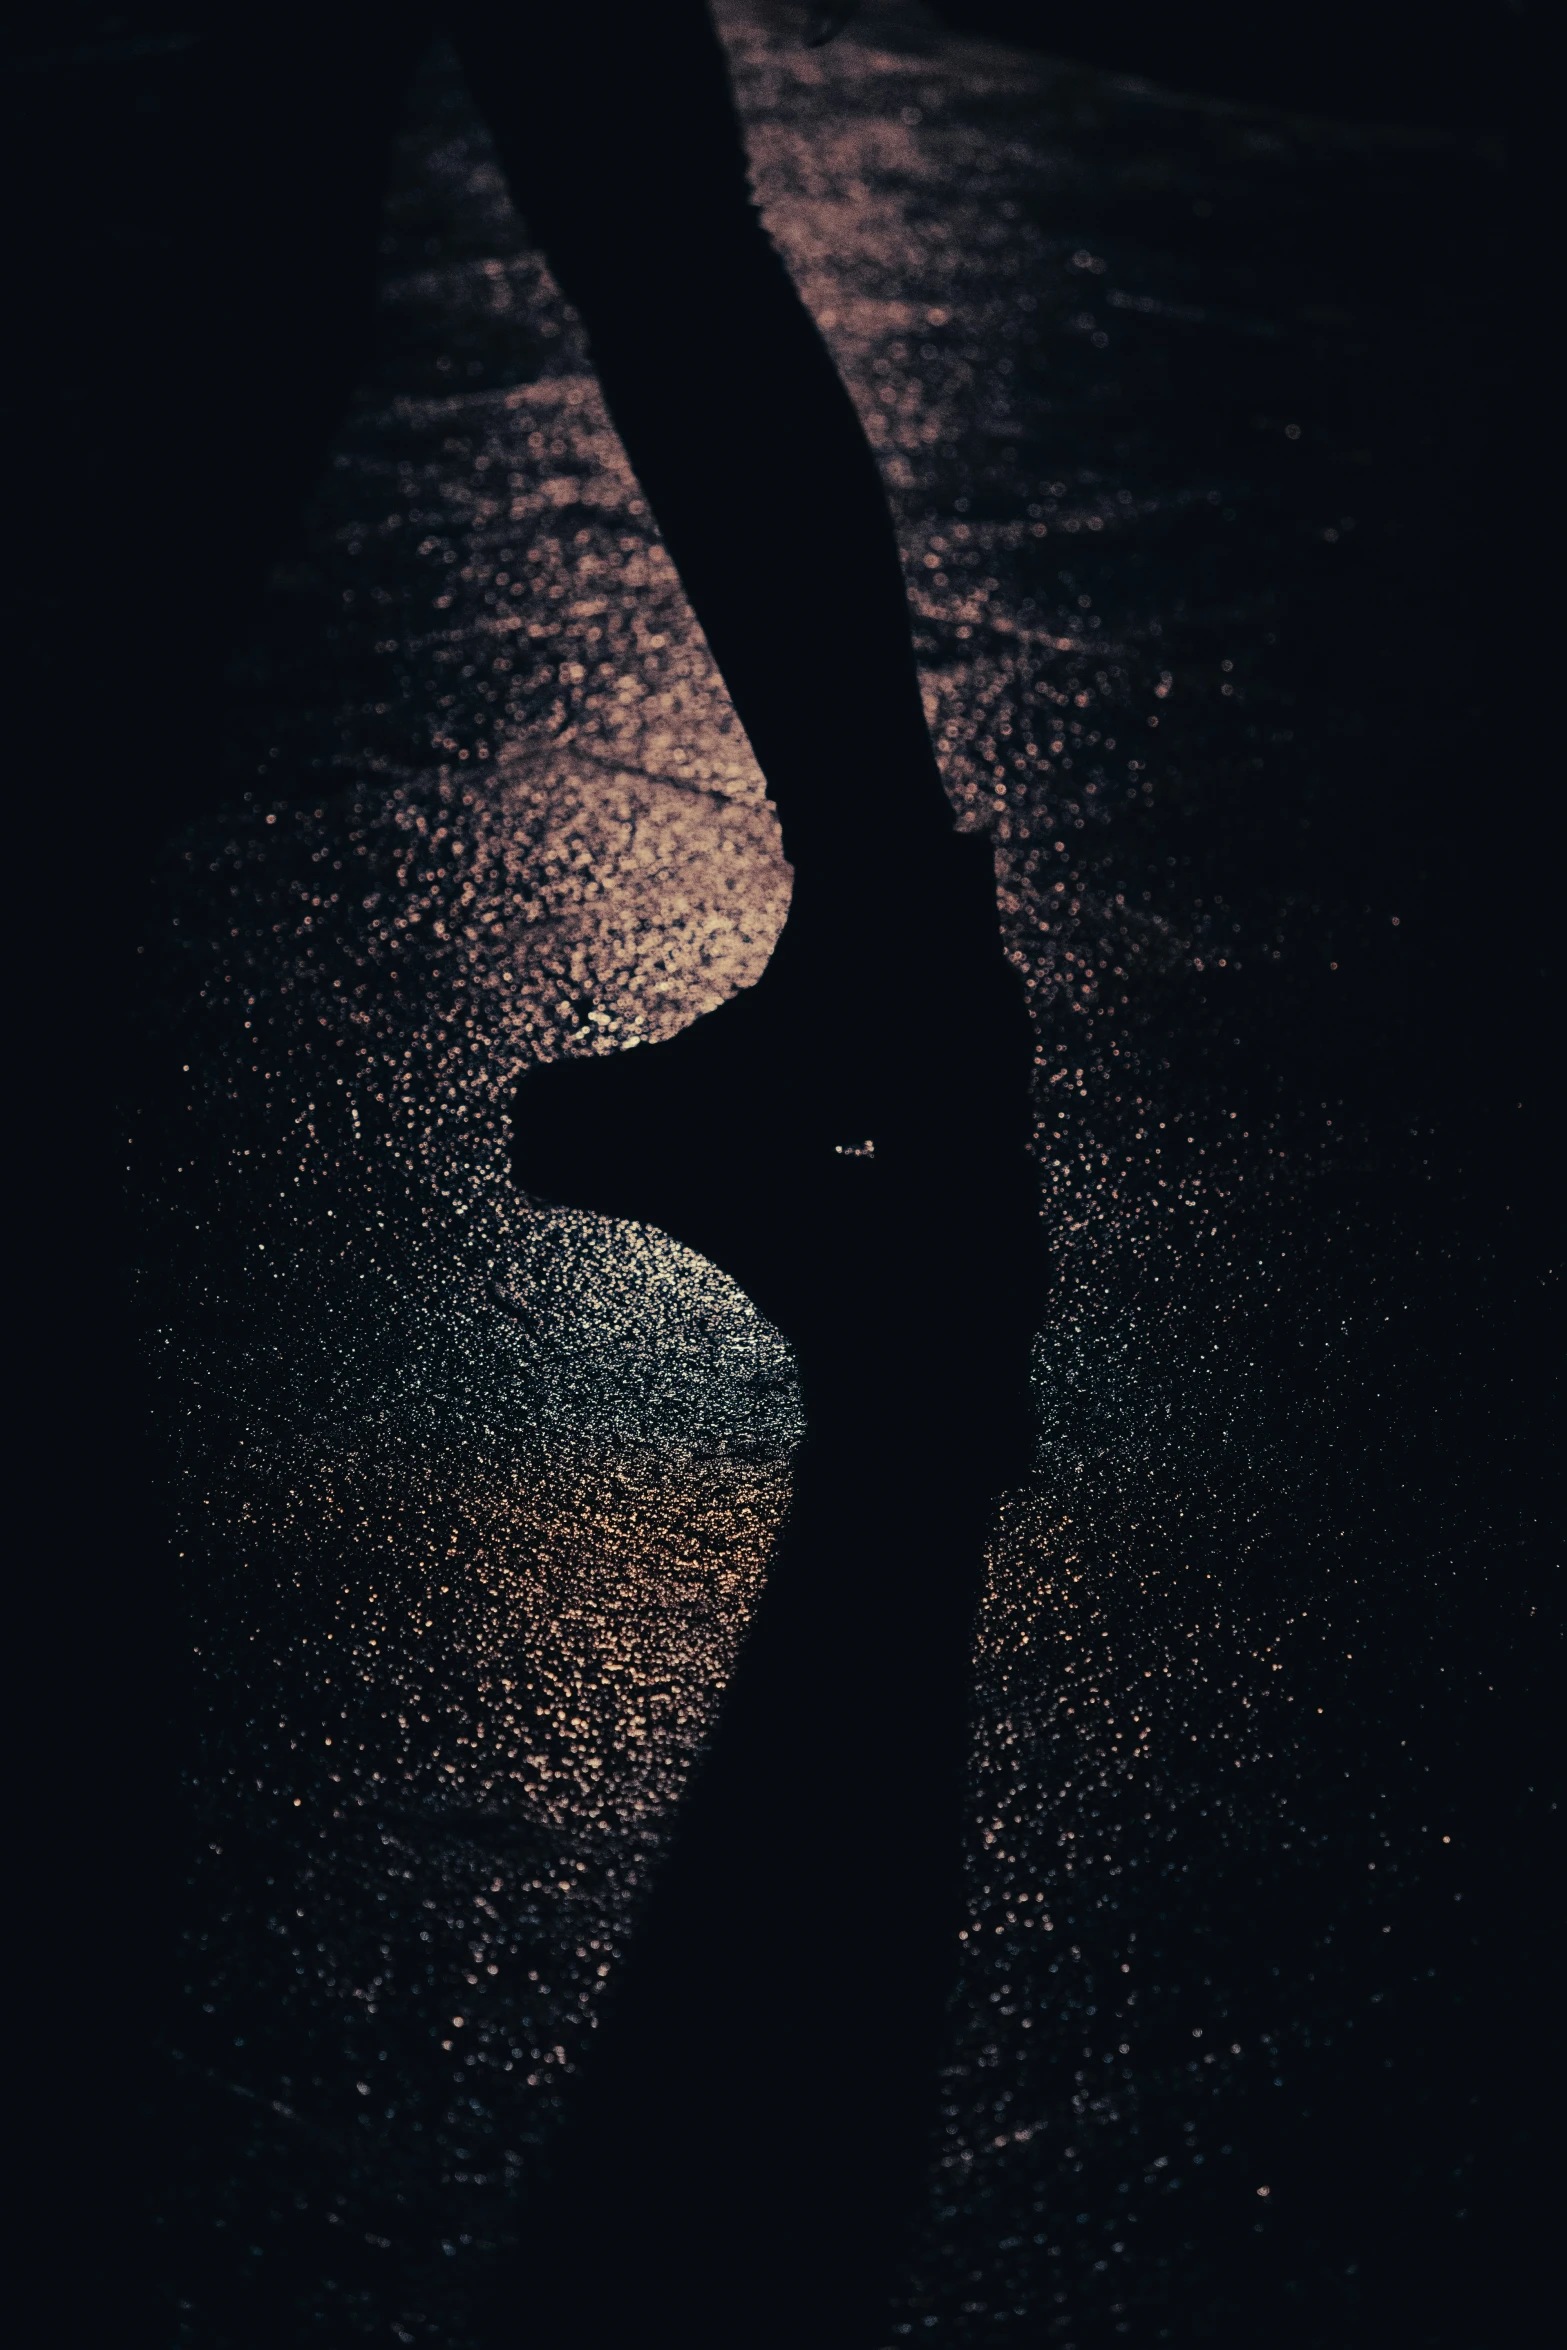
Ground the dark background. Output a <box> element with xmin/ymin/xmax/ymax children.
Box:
<box><xmin>929</xmin><ymin>0</ymin><xmax>1522</xmax><ymax>127</ymax></box>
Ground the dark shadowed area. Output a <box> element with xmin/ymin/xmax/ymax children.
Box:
<box><xmin>16</xmin><ymin>4</ymin><xmax>1551</xmax><ymax>2346</ymax></box>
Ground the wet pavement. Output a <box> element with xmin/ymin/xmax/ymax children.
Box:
<box><xmin>40</xmin><ymin>2</ymin><xmax>1547</xmax><ymax>2342</ymax></box>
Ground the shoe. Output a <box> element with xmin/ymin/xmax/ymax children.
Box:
<box><xmin>510</xmin><ymin>835</ymin><xmax>1041</xmax><ymax>1487</ymax></box>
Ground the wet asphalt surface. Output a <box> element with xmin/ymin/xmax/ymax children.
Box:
<box><xmin>23</xmin><ymin>4</ymin><xmax>1551</xmax><ymax>2344</ymax></box>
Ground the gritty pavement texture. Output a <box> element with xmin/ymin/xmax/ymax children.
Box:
<box><xmin>133</xmin><ymin>6</ymin><xmax>1544</xmax><ymax>2343</ymax></box>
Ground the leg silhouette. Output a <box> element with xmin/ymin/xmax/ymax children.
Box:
<box><xmin>448</xmin><ymin>7</ymin><xmax>1042</xmax><ymax>2342</ymax></box>
<box><xmin>450</xmin><ymin>0</ymin><xmax>1039</xmax><ymax>1438</ymax></box>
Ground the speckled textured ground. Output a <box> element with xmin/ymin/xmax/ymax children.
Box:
<box><xmin>122</xmin><ymin>6</ymin><xmax>1548</xmax><ymax>2343</ymax></box>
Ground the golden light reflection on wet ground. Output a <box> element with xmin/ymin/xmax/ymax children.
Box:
<box><xmin>157</xmin><ymin>736</ymin><xmax>801</xmax><ymax>2249</ymax></box>
<box><xmin>157</xmin><ymin>369</ymin><xmax>801</xmax><ymax>2317</ymax></box>
<box><xmin>149</xmin><ymin>5</ymin><xmax>1538</xmax><ymax>2342</ymax></box>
